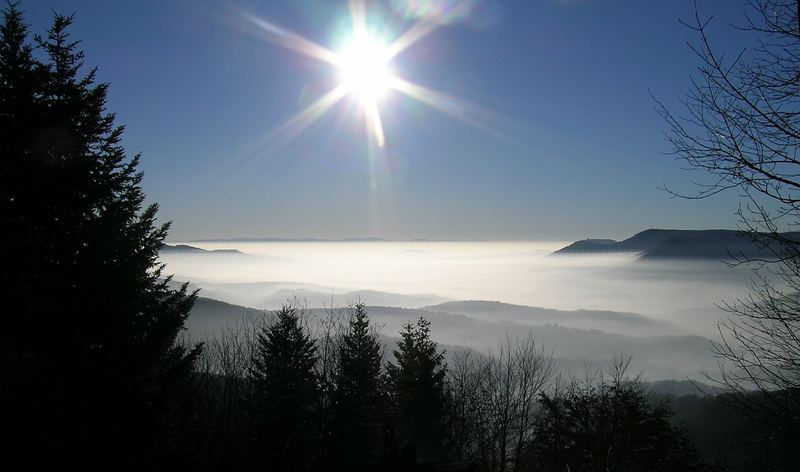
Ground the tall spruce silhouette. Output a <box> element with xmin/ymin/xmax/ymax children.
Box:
<box><xmin>249</xmin><ymin>305</ymin><xmax>319</xmax><ymax>470</ymax></box>
<box><xmin>0</xmin><ymin>4</ymin><xmax>199</xmax><ymax>468</ymax></box>
<box><xmin>330</xmin><ymin>303</ymin><xmax>386</xmax><ymax>470</ymax></box>
<box><xmin>387</xmin><ymin>317</ymin><xmax>449</xmax><ymax>464</ymax></box>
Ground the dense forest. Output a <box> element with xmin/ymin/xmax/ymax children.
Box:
<box><xmin>1</xmin><ymin>3</ymin><xmax>798</xmax><ymax>471</ymax></box>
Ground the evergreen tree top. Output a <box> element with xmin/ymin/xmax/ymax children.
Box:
<box><xmin>250</xmin><ymin>306</ymin><xmax>318</xmax><ymax>391</ymax></box>
<box><xmin>336</xmin><ymin>303</ymin><xmax>383</xmax><ymax>399</ymax></box>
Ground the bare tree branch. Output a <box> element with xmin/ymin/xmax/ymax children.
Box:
<box><xmin>659</xmin><ymin>0</ymin><xmax>800</xmax><ymax>437</ymax></box>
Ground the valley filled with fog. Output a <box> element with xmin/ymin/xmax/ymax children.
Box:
<box><xmin>161</xmin><ymin>240</ymin><xmax>763</xmax><ymax>380</ymax></box>
<box><xmin>163</xmin><ymin>240</ymin><xmax>755</xmax><ymax>335</ymax></box>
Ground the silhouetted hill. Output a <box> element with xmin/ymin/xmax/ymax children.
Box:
<box><xmin>559</xmin><ymin>239</ymin><xmax>617</xmax><ymax>251</ymax></box>
<box><xmin>185</xmin><ymin>296</ymin><xmax>265</xmax><ymax>336</ymax></box>
<box><xmin>170</xmin><ymin>279</ymin><xmax>449</xmax><ymax>310</ymax></box>
<box><xmin>161</xmin><ymin>243</ymin><xmax>242</xmax><ymax>254</ymax></box>
<box><xmin>553</xmin><ymin>228</ymin><xmax>798</xmax><ymax>259</ymax></box>
<box><xmin>648</xmin><ymin>379</ymin><xmax>726</xmax><ymax>397</ymax></box>
<box><xmin>423</xmin><ymin>300</ymin><xmax>679</xmax><ymax>337</ymax></box>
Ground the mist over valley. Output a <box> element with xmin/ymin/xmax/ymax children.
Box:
<box><xmin>163</xmin><ymin>230</ymin><xmax>771</xmax><ymax>381</ymax></box>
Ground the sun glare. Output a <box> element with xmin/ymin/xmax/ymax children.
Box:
<box><xmin>242</xmin><ymin>0</ymin><xmax>495</xmax><ymax>150</ymax></box>
<box><xmin>336</xmin><ymin>33</ymin><xmax>393</xmax><ymax>102</ymax></box>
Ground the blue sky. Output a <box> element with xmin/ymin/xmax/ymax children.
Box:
<box><xmin>23</xmin><ymin>0</ymin><xmax>753</xmax><ymax>240</ymax></box>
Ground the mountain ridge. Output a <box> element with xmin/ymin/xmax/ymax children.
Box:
<box><xmin>161</xmin><ymin>244</ymin><xmax>243</xmax><ymax>254</ymax></box>
<box><xmin>553</xmin><ymin>228</ymin><xmax>798</xmax><ymax>260</ymax></box>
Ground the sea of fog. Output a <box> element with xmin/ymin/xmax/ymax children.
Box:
<box><xmin>160</xmin><ymin>240</ymin><xmax>758</xmax><ymax>338</ymax></box>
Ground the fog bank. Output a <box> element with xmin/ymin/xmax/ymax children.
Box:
<box><xmin>161</xmin><ymin>241</ymin><xmax>759</xmax><ymax>337</ymax></box>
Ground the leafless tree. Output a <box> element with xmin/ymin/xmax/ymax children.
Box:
<box><xmin>448</xmin><ymin>348</ymin><xmax>493</xmax><ymax>464</ymax></box>
<box><xmin>309</xmin><ymin>303</ymin><xmax>347</xmax><ymax>407</ymax></box>
<box><xmin>448</xmin><ymin>335</ymin><xmax>553</xmax><ymax>472</ymax></box>
<box><xmin>656</xmin><ymin>0</ymin><xmax>800</xmax><ymax>435</ymax></box>
<box><xmin>189</xmin><ymin>313</ymin><xmax>272</xmax><ymax>464</ymax></box>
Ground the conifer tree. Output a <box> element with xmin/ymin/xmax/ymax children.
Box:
<box><xmin>249</xmin><ymin>305</ymin><xmax>319</xmax><ymax>470</ymax></box>
<box><xmin>0</xmin><ymin>5</ymin><xmax>199</xmax><ymax>468</ymax></box>
<box><xmin>330</xmin><ymin>303</ymin><xmax>385</xmax><ymax>469</ymax></box>
<box><xmin>386</xmin><ymin>317</ymin><xmax>448</xmax><ymax>464</ymax></box>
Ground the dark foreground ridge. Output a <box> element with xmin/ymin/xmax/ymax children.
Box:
<box><xmin>553</xmin><ymin>228</ymin><xmax>799</xmax><ymax>260</ymax></box>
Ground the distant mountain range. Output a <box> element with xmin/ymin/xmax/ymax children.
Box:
<box><xmin>553</xmin><ymin>229</ymin><xmax>797</xmax><ymax>260</ymax></box>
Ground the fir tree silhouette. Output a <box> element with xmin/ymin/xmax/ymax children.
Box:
<box><xmin>330</xmin><ymin>303</ymin><xmax>386</xmax><ymax>470</ymax></box>
<box><xmin>0</xmin><ymin>4</ymin><xmax>199</xmax><ymax>469</ymax></box>
<box><xmin>387</xmin><ymin>317</ymin><xmax>449</xmax><ymax>465</ymax></box>
<box><xmin>249</xmin><ymin>305</ymin><xmax>319</xmax><ymax>470</ymax></box>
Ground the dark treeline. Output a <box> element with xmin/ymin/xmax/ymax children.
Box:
<box><xmin>186</xmin><ymin>305</ymin><xmax>453</xmax><ymax>471</ymax></box>
<box><xmin>666</xmin><ymin>390</ymin><xmax>799</xmax><ymax>471</ymax></box>
<box><xmin>180</xmin><ymin>304</ymin><xmax>715</xmax><ymax>472</ymax></box>
<box><xmin>0</xmin><ymin>4</ymin><xmax>796</xmax><ymax>471</ymax></box>
<box><xmin>182</xmin><ymin>305</ymin><xmax>798</xmax><ymax>472</ymax></box>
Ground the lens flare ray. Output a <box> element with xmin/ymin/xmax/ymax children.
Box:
<box><xmin>385</xmin><ymin>19</ymin><xmax>439</xmax><ymax>59</ymax></box>
<box><xmin>390</xmin><ymin>77</ymin><xmax>507</xmax><ymax>139</ymax></box>
<box><xmin>245</xmin><ymin>14</ymin><xmax>339</xmax><ymax>65</ymax></box>
<box><xmin>348</xmin><ymin>0</ymin><xmax>368</xmax><ymax>37</ymax></box>
<box><xmin>364</xmin><ymin>99</ymin><xmax>386</xmax><ymax>147</ymax></box>
<box><xmin>265</xmin><ymin>85</ymin><xmax>349</xmax><ymax>145</ymax></box>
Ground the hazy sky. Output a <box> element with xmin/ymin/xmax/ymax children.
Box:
<box><xmin>24</xmin><ymin>0</ymin><xmax>753</xmax><ymax>241</ymax></box>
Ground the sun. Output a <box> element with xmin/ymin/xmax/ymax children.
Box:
<box><xmin>336</xmin><ymin>32</ymin><xmax>393</xmax><ymax>103</ymax></box>
<box><xmin>241</xmin><ymin>2</ymin><xmax>491</xmax><ymax>150</ymax></box>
